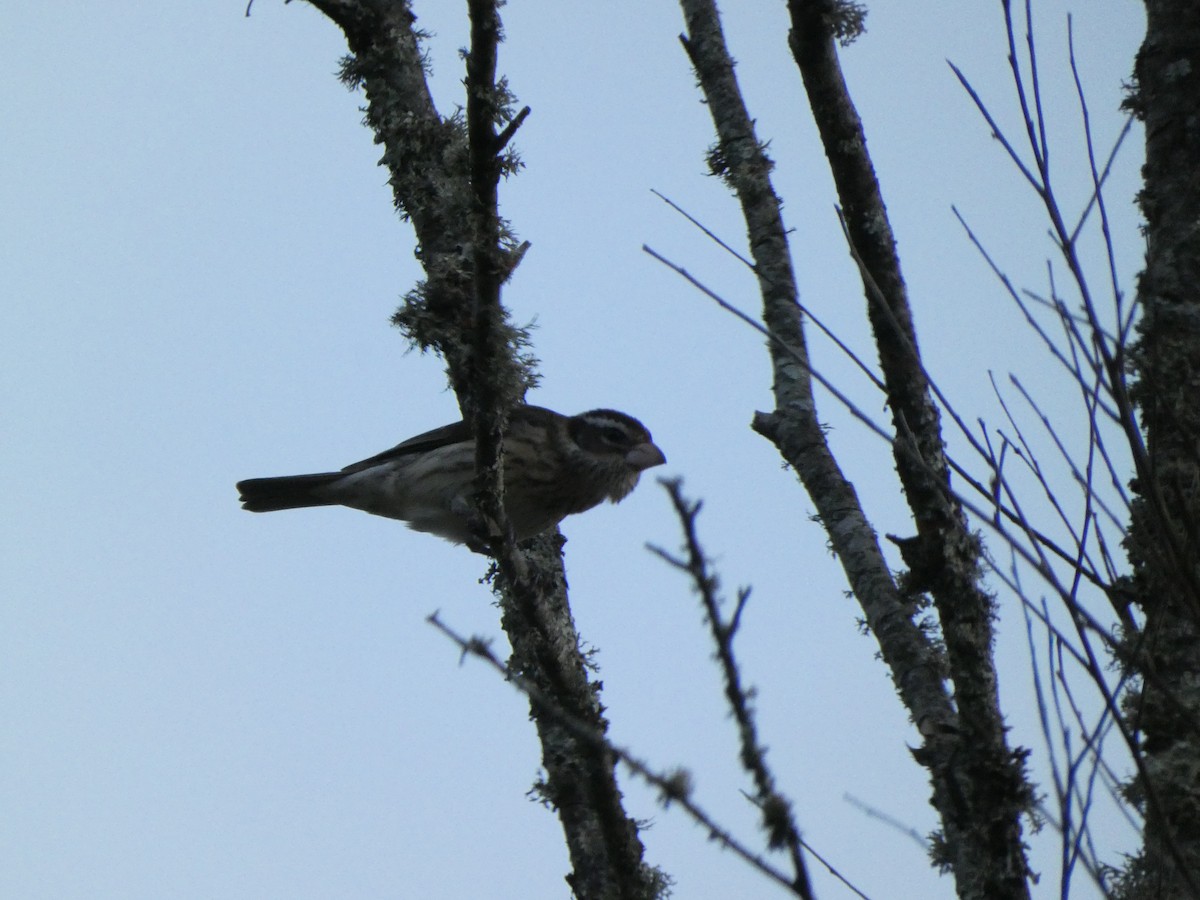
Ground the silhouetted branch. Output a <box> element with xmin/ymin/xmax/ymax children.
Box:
<box><xmin>426</xmin><ymin>612</ymin><xmax>866</xmax><ymax>898</ymax></box>
<box><xmin>648</xmin><ymin>477</ymin><xmax>815</xmax><ymax>898</ymax></box>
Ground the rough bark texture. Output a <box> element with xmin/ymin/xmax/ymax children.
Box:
<box><xmin>497</xmin><ymin>539</ymin><xmax>661</xmax><ymax>900</ymax></box>
<box><xmin>677</xmin><ymin>2</ymin><xmax>1034</xmax><ymax>896</ymax></box>
<box><xmin>301</xmin><ymin>3</ymin><xmax>658</xmax><ymax>897</ymax></box>
<box><xmin>1118</xmin><ymin>1</ymin><xmax>1200</xmax><ymax>896</ymax></box>
<box><xmin>784</xmin><ymin>3</ymin><xmax>1036</xmax><ymax>898</ymax></box>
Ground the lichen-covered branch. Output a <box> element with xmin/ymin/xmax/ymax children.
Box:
<box><xmin>427</xmin><ymin>612</ymin><xmax>781</xmax><ymax>897</ymax></box>
<box><xmin>297</xmin><ymin>2</ymin><xmax>659</xmax><ymax>897</ymax></box>
<box><xmin>675</xmin><ymin>0</ymin><xmax>1009</xmax><ymax>893</ymax></box>
<box><xmin>1115</xmin><ymin>1</ymin><xmax>1200</xmax><ymax>895</ymax></box>
<box><xmin>306</xmin><ymin>0</ymin><xmax>533</xmax><ymax>406</ymax></box>
<box><xmin>784</xmin><ymin>3</ymin><xmax>1036</xmax><ymax>897</ymax></box>
<box><xmin>675</xmin><ymin>0</ymin><xmax>953</xmax><ymax>730</ymax></box>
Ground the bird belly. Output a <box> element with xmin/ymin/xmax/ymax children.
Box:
<box><xmin>325</xmin><ymin>462</ymin><xmax>473</xmax><ymax>543</ymax></box>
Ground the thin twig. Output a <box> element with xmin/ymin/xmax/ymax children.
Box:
<box><xmin>426</xmin><ymin>612</ymin><xmax>869</xmax><ymax>898</ymax></box>
<box><xmin>650</xmin><ymin>190</ymin><xmax>887</xmax><ymax>393</ymax></box>
<box><xmin>843</xmin><ymin>794</ymin><xmax>931</xmax><ymax>852</ymax></box>
<box><xmin>648</xmin><ymin>477</ymin><xmax>818</xmax><ymax>893</ymax></box>
<box><xmin>644</xmin><ymin>244</ymin><xmax>891</xmax><ymax>443</ymax></box>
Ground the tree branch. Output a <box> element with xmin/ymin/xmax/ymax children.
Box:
<box><xmin>300</xmin><ymin>3</ymin><xmax>658</xmax><ymax>896</ymax></box>
<box><xmin>648</xmin><ymin>477</ymin><xmax>815</xmax><ymax>898</ymax></box>
<box><xmin>787</xmin><ymin>2</ymin><xmax>1037</xmax><ymax>895</ymax></box>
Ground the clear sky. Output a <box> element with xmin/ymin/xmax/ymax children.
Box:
<box><xmin>3</xmin><ymin>2</ymin><xmax>1146</xmax><ymax>898</ymax></box>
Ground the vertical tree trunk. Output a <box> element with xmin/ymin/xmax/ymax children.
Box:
<box><xmin>1120</xmin><ymin>2</ymin><xmax>1200</xmax><ymax>897</ymax></box>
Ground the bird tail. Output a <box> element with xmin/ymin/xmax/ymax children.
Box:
<box><xmin>237</xmin><ymin>473</ymin><xmax>342</xmax><ymax>512</ymax></box>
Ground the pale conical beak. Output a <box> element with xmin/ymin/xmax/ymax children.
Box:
<box><xmin>626</xmin><ymin>441</ymin><xmax>666</xmax><ymax>471</ymax></box>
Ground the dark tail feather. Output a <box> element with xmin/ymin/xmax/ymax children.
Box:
<box><xmin>237</xmin><ymin>473</ymin><xmax>342</xmax><ymax>512</ymax></box>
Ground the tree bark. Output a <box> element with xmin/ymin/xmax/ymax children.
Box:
<box><xmin>1119</xmin><ymin>1</ymin><xmax>1200</xmax><ymax>896</ymax></box>
<box><xmin>301</xmin><ymin>3</ymin><xmax>659</xmax><ymax>897</ymax></box>
<box><xmin>785</xmin><ymin>4</ymin><xmax>1035</xmax><ymax>898</ymax></box>
<box><xmin>679</xmin><ymin>1</ymin><xmax>1034</xmax><ymax>896</ymax></box>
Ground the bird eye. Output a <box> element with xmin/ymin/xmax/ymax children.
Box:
<box><xmin>601</xmin><ymin>425</ymin><xmax>628</xmax><ymax>445</ymax></box>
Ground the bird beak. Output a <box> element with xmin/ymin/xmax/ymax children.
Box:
<box><xmin>626</xmin><ymin>441</ymin><xmax>666</xmax><ymax>471</ymax></box>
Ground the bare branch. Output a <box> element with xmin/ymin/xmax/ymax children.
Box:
<box><xmin>651</xmin><ymin>189</ymin><xmax>889</xmax><ymax>395</ymax></box>
<box><xmin>426</xmin><ymin>612</ymin><xmax>856</xmax><ymax>898</ymax></box>
<box><xmin>649</xmin><ymin>477</ymin><xmax>816</xmax><ymax>897</ymax></box>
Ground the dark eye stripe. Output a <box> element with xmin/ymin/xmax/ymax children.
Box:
<box><xmin>601</xmin><ymin>425</ymin><xmax>629</xmax><ymax>444</ymax></box>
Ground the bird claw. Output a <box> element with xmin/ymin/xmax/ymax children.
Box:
<box><xmin>464</xmin><ymin>509</ymin><xmax>503</xmax><ymax>555</ymax></box>
<box><xmin>452</xmin><ymin>494</ymin><xmax>513</xmax><ymax>555</ymax></box>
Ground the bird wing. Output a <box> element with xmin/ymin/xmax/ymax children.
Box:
<box><xmin>337</xmin><ymin>406</ymin><xmax>558</xmax><ymax>474</ymax></box>
<box><xmin>340</xmin><ymin>419</ymin><xmax>473</xmax><ymax>473</ymax></box>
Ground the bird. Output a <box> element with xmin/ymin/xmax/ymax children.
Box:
<box><xmin>236</xmin><ymin>405</ymin><xmax>666</xmax><ymax>546</ymax></box>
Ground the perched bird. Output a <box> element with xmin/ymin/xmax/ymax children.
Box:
<box><xmin>236</xmin><ymin>406</ymin><xmax>666</xmax><ymax>545</ymax></box>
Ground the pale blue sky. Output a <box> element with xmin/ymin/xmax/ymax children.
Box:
<box><xmin>3</xmin><ymin>3</ymin><xmax>1146</xmax><ymax>898</ymax></box>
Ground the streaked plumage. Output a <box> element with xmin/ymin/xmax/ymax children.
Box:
<box><xmin>236</xmin><ymin>406</ymin><xmax>665</xmax><ymax>545</ymax></box>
